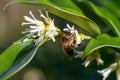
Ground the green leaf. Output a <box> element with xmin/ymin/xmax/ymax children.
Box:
<box><xmin>83</xmin><ymin>34</ymin><xmax>120</xmax><ymax>57</ymax></box>
<box><xmin>98</xmin><ymin>0</ymin><xmax>120</xmax><ymax>18</ymax></box>
<box><xmin>76</xmin><ymin>1</ymin><xmax>120</xmax><ymax>37</ymax></box>
<box><xmin>6</xmin><ymin>0</ymin><xmax>101</xmax><ymax>35</ymax></box>
<box><xmin>0</xmin><ymin>37</ymin><xmax>33</xmax><ymax>75</ymax></box>
<box><xmin>0</xmin><ymin>38</ymin><xmax>49</xmax><ymax>80</ymax></box>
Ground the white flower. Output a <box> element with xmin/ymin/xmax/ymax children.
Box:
<box><xmin>22</xmin><ymin>10</ymin><xmax>60</xmax><ymax>45</ymax></box>
<box><xmin>74</xmin><ymin>30</ymin><xmax>82</xmax><ymax>48</ymax></box>
<box><xmin>82</xmin><ymin>54</ymin><xmax>94</xmax><ymax>67</ymax></box>
<box><xmin>22</xmin><ymin>11</ymin><xmax>45</xmax><ymax>36</ymax></box>
<box><xmin>96</xmin><ymin>56</ymin><xmax>104</xmax><ymax>65</ymax></box>
<box><xmin>45</xmin><ymin>19</ymin><xmax>59</xmax><ymax>42</ymax></box>
<box><xmin>98</xmin><ymin>62</ymin><xmax>117</xmax><ymax>80</ymax></box>
<box><xmin>63</xmin><ymin>24</ymin><xmax>75</xmax><ymax>34</ymax></box>
<box><xmin>98</xmin><ymin>68</ymin><xmax>112</xmax><ymax>80</ymax></box>
<box><xmin>83</xmin><ymin>51</ymin><xmax>104</xmax><ymax>67</ymax></box>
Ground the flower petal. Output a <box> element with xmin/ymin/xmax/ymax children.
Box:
<box><xmin>98</xmin><ymin>68</ymin><xmax>112</xmax><ymax>80</ymax></box>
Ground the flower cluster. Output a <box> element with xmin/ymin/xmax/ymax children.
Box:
<box><xmin>22</xmin><ymin>10</ymin><xmax>60</xmax><ymax>45</ymax></box>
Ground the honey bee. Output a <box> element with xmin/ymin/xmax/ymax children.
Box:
<box><xmin>62</xmin><ymin>24</ymin><xmax>91</xmax><ymax>57</ymax></box>
<box><xmin>62</xmin><ymin>24</ymin><xmax>79</xmax><ymax>56</ymax></box>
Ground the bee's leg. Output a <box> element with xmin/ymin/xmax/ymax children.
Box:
<box><xmin>74</xmin><ymin>49</ymin><xmax>83</xmax><ymax>58</ymax></box>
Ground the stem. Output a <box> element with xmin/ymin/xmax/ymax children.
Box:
<box><xmin>116</xmin><ymin>60</ymin><xmax>120</xmax><ymax>80</ymax></box>
<box><xmin>116</xmin><ymin>69</ymin><xmax>120</xmax><ymax>80</ymax></box>
<box><xmin>37</xmin><ymin>38</ymin><xmax>49</xmax><ymax>48</ymax></box>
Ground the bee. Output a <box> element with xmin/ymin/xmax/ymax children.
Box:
<box><xmin>62</xmin><ymin>24</ymin><xmax>78</xmax><ymax>56</ymax></box>
<box><xmin>62</xmin><ymin>24</ymin><xmax>91</xmax><ymax>57</ymax></box>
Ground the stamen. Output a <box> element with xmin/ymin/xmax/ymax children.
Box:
<box><xmin>66</xmin><ymin>24</ymin><xmax>71</xmax><ymax>29</ymax></box>
<box><xmin>22</xmin><ymin>22</ymin><xmax>34</xmax><ymax>26</ymax></box>
<box><xmin>39</xmin><ymin>10</ymin><xmax>47</xmax><ymax>19</ymax></box>
<box><xmin>45</xmin><ymin>11</ymin><xmax>49</xmax><ymax>19</ymax></box>
<box><xmin>29</xmin><ymin>11</ymin><xmax>37</xmax><ymax>21</ymax></box>
<box><xmin>50</xmin><ymin>35</ymin><xmax>55</xmax><ymax>42</ymax></box>
<box><xmin>30</xmin><ymin>26</ymin><xmax>38</xmax><ymax>28</ymax></box>
<box><xmin>24</xmin><ymin>16</ymin><xmax>36</xmax><ymax>23</ymax></box>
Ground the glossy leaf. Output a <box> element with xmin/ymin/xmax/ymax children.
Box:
<box><xmin>0</xmin><ymin>38</ymin><xmax>49</xmax><ymax>80</ymax></box>
<box><xmin>83</xmin><ymin>34</ymin><xmax>120</xmax><ymax>57</ymax></box>
<box><xmin>76</xmin><ymin>1</ymin><xmax>120</xmax><ymax>37</ymax></box>
<box><xmin>6</xmin><ymin>0</ymin><xmax>101</xmax><ymax>35</ymax></box>
<box><xmin>0</xmin><ymin>37</ymin><xmax>33</xmax><ymax>75</ymax></box>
